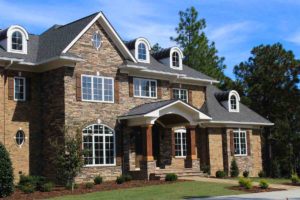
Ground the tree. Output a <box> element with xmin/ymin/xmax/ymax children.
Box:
<box><xmin>234</xmin><ymin>43</ymin><xmax>300</xmax><ymax>176</ymax></box>
<box><xmin>171</xmin><ymin>6</ymin><xmax>229</xmax><ymax>88</ymax></box>
<box><xmin>230</xmin><ymin>158</ymin><xmax>239</xmax><ymax>177</ymax></box>
<box><xmin>151</xmin><ymin>43</ymin><xmax>163</xmax><ymax>54</ymax></box>
<box><xmin>0</xmin><ymin>143</ymin><xmax>14</xmax><ymax>197</ymax></box>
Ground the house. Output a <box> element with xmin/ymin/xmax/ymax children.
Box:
<box><xmin>0</xmin><ymin>12</ymin><xmax>273</xmax><ymax>182</ymax></box>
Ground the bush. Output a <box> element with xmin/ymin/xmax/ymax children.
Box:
<box><xmin>216</xmin><ymin>170</ymin><xmax>226</xmax><ymax>178</ymax></box>
<box><xmin>0</xmin><ymin>143</ymin><xmax>14</xmax><ymax>197</ymax></box>
<box><xmin>165</xmin><ymin>173</ymin><xmax>178</xmax><ymax>182</ymax></box>
<box><xmin>200</xmin><ymin>164</ymin><xmax>211</xmax><ymax>175</ymax></box>
<box><xmin>238</xmin><ymin>178</ymin><xmax>253</xmax><ymax>189</ymax></box>
<box><xmin>259</xmin><ymin>180</ymin><xmax>269</xmax><ymax>189</ymax></box>
<box><xmin>243</xmin><ymin>171</ymin><xmax>249</xmax><ymax>178</ymax></box>
<box><xmin>291</xmin><ymin>173</ymin><xmax>299</xmax><ymax>184</ymax></box>
<box><xmin>270</xmin><ymin>159</ymin><xmax>281</xmax><ymax>178</ymax></box>
<box><xmin>94</xmin><ymin>176</ymin><xmax>103</xmax><ymax>185</ymax></box>
<box><xmin>116</xmin><ymin>176</ymin><xmax>125</xmax><ymax>184</ymax></box>
<box><xmin>19</xmin><ymin>183</ymin><xmax>35</xmax><ymax>194</ymax></box>
<box><xmin>65</xmin><ymin>183</ymin><xmax>78</xmax><ymax>190</ymax></box>
<box><xmin>230</xmin><ymin>159</ymin><xmax>239</xmax><ymax>177</ymax></box>
<box><xmin>40</xmin><ymin>182</ymin><xmax>54</xmax><ymax>192</ymax></box>
<box><xmin>123</xmin><ymin>174</ymin><xmax>133</xmax><ymax>182</ymax></box>
<box><xmin>85</xmin><ymin>182</ymin><xmax>94</xmax><ymax>189</ymax></box>
<box><xmin>18</xmin><ymin>175</ymin><xmax>46</xmax><ymax>191</ymax></box>
<box><xmin>258</xmin><ymin>170</ymin><xmax>266</xmax><ymax>178</ymax></box>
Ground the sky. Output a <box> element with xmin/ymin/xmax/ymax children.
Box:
<box><xmin>0</xmin><ymin>0</ymin><xmax>299</xmax><ymax>78</ymax></box>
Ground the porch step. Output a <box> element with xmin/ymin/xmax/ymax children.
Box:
<box><xmin>150</xmin><ymin>169</ymin><xmax>208</xmax><ymax>180</ymax></box>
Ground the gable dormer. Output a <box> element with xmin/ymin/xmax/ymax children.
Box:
<box><xmin>125</xmin><ymin>37</ymin><xmax>151</xmax><ymax>63</ymax></box>
<box><xmin>215</xmin><ymin>90</ymin><xmax>240</xmax><ymax>113</ymax></box>
<box><xmin>0</xmin><ymin>25</ymin><xmax>29</xmax><ymax>54</ymax></box>
<box><xmin>152</xmin><ymin>47</ymin><xmax>183</xmax><ymax>70</ymax></box>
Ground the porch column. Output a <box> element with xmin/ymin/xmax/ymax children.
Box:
<box><xmin>142</xmin><ymin>124</ymin><xmax>154</xmax><ymax>161</ymax></box>
<box><xmin>186</xmin><ymin>125</ymin><xmax>197</xmax><ymax>160</ymax></box>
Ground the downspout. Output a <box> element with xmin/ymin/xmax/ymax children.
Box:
<box><xmin>3</xmin><ymin>60</ymin><xmax>14</xmax><ymax>145</ymax></box>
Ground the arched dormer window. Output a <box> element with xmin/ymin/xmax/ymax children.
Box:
<box><xmin>135</xmin><ymin>38</ymin><xmax>151</xmax><ymax>63</ymax></box>
<box><xmin>170</xmin><ymin>47</ymin><xmax>183</xmax><ymax>70</ymax></box>
<box><xmin>7</xmin><ymin>25</ymin><xmax>29</xmax><ymax>54</ymax></box>
<box><xmin>228</xmin><ymin>90</ymin><xmax>240</xmax><ymax>112</ymax></box>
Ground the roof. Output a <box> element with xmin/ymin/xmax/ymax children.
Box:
<box><xmin>152</xmin><ymin>48</ymin><xmax>172</xmax><ymax>60</ymax></box>
<box><xmin>201</xmin><ymin>85</ymin><xmax>273</xmax><ymax>125</ymax></box>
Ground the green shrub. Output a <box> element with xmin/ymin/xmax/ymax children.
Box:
<box><xmin>19</xmin><ymin>183</ymin><xmax>35</xmax><ymax>194</ymax></box>
<box><xmin>215</xmin><ymin>170</ymin><xmax>226</xmax><ymax>178</ymax></box>
<box><xmin>200</xmin><ymin>164</ymin><xmax>211</xmax><ymax>175</ymax></box>
<box><xmin>116</xmin><ymin>176</ymin><xmax>125</xmax><ymax>184</ymax></box>
<box><xmin>258</xmin><ymin>170</ymin><xmax>266</xmax><ymax>178</ymax></box>
<box><xmin>291</xmin><ymin>173</ymin><xmax>299</xmax><ymax>184</ymax></box>
<box><xmin>18</xmin><ymin>175</ymin><xmax>46</xmax><ymax>191</ymax></box>
<box><xmin>94</xmin><ymin>176</ymin><xmax>103</xmax><ymax>185</ymax></box>
<box><xmin>0</xmin><ymin>143</ymin><xmax>14</xmax><ymax>197</ymax></box>
<box><xmin>259</xmin><ymin>180</ymin><xmax>269</xmax><ymax>189</ymax></box>
<box><xmin>123</xmin><ymin>174</ymin><xmax>133</xmax><ymax>182</ymax></box>
<box><xmin>270</xmin><ymin>159</ymin><xmax>281</xmax><ymax>178</ymax></box>
<box><xmin>230</xmin><ymin>159</ymin><xmax>239</xmax><ymax>177</ymax></box>
<box><xmin>243</xmin><ymin>170</ymin><xmax>249</xmax><ymax>178</ymax></box>
<box><xmin>238</xmin><ymin>178</ymin><xmax>253</xmax><ymax>189</ymax></box>
<box><xmin>85</xmin><ymin>182</ymin><xmax>94</xmax><ymax>189</ymax></box>
<box><xmin>165</xmin><ymin>173</ymin><xmax>178</xmax><ymax>182</ymax></box>
<box><xmin>40</xmin><ymin>182</ymin><xmax>54</xmax><ymax>192</ymax></box>
<box><xmin>65</xmin><ymin>183</ymin><xmax>78</xmax><ymax>190</ymax></box>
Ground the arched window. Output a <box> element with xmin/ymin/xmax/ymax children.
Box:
<box><xmin>82</xmin><ymin>124</ymin><xmax>115</xmax><ymax>166</ymax></box>
<box><xmin>230</xmin><ymin>95</ymin><xmax>237</xmax><ymax>110</ymax></box>
<box><xmin>12</xmin><ymin>31</ymin><xmax>23</xmax><ymax>51</ymax></box>
<box><xmin>172</xmin><ymin>52</ymin><xmax>179</xmax><ymax>67</ymax></box>
<box><xmin>138</xmin><ymin>42</ymin><xmax>147</xmax><ymax>60</ymax></box>
<box><xmin>228</xmin><ymin>90</ymin><xmax>240</xmax><ymax>112</ymax></box>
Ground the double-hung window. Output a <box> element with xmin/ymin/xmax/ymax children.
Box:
<box><xmin>233</xmin><ymin>129</ymin><xmax>247</xmax><ymax>156</ymax></box>
<box><xmin>81</xmin><ymin>75</ymin><xmax>114</xmax><ymax>103</ymax></box>
<box><xmin>14</xmin><ymin>77</ymin><xmax>26</xmax><ymax>101</ymax></box>
<box><xmin>133</xmin><ymin>78</ymin><xmax>157</xmax><ymax>98</ymax></box>
<box><xmin>173</xmin><ymin>88</ymin><xmax>188</xmax><ymax>102</ymax></box>
<box><xmin>174</xmin><ymin>129</ymin><xmax>187</xmax><ymax>157</ymax></box>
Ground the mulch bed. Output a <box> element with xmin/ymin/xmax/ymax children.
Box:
<box><xmin>229</xmin><ymin>186</ymin><xmax>285</xmax><ymax>193</ymax></box>
<box><xmin>2</xmin><ymin>180</ymin><xmax>186</xmax><ymax>200</ymax></box>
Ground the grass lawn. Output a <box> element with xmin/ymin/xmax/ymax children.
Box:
<box><xmin>231</xmin><ymin>177</ymin><xmax>290</xmax><ymax>184</ymax></box>
<box><xmin>50</xmin><ymin>181</ymin><xmax>245</xmax><ymax>200</ymax></box>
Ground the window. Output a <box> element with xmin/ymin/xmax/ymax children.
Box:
<box><xmin>133</xmin><ymin>78</ymin><xmax>157</xmax><ymax>98</ymax></box>
<box><xmin>83</xmin><ymin>124</ymin><xmax>115</xmax><ymax>166</ymax></box>
<box><xmin>230</xmin><ymin>95</ymin><xmax>237</xmax><ymax>110</ymax></box>
<box><xmin>175</xmin><ymin>129</ymin><xmax>187</xmax><ymax>157</ymax></box>
<box><xmin>233</xmin><ymin>129</ymin><xmax>247</xmax><ymax>156</ymax></box>
<box><xmin>173</xmin><ymin>88</ymin><xmax>188</xmax><ymax>102</ymax></box>
<box><xmin>172</xmin><ymin>52</ymin><xmax>179</xmax><ymax>67</ymax></box>
<box><xmin>81</xmin><ymin>75</ymin><xmax>114</xmax><ymax>103</ymax></box>
<box><xmin>138</xmin><ymin>43</ymin><xmax>147</xmax><ymax>60</ymax></box>
<box><xmin>12</xmin><ymin>31</ymin><xmax>23</xmax><ymax>51</ymax></box>
<box><xmin>15</xmin><ymin>130</ymin><xmax>25</xmax><ymax>146</ymax></box>
<box><xmin>92</xmin><ymin>32</ymin><xmax>102</xmax><ymax>50</ymax></box>
<box><xmin>14</xmin><ymin>77</ymin><xmax>26</xmax><ymax>101</ymax></box>
<box><xmin>228</xmin><ymin>91</ymin><xmax>240</xmax><ymax>112</ymax></box>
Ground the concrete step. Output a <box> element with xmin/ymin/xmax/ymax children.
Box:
<box><xmin>150</xmin><ymin>169</ymin><xmax>208</xmax><ymax>180</ymax></box>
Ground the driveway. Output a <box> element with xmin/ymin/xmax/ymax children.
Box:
<box><xmin>189</xmin><ymin>189</ymin><xmax>300</xmax><ymax>200</ymax></box>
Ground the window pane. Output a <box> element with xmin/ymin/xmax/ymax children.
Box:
<box><xmin>82</xmin><ymin>76</ymin><xmax>92</xmax><ymax>100</ymax></box>
<box><xmin>133</xmin><ymin>78</ymin><xmax>156</xmax><ymax>98</ymax></box>
<box><xmin>240</xmin><ymin>132</ymin><xmax>247</xmax><ymax>155</ymax></box>
<box><xmin>150</xmin><ymin>81</ymin><xmax>156</xmax><ymax>97</ymax></box>
<box><xmin>12</xmin><ymin>31</ymin><xmax>23</xmax><ymax>50</ymax></box>
<box><xmin>138</xmin><ymin>43</ymin><xmax>147</xmax><ymax>60</ymax></box>
<box><xmin>233</xmin><ymin>131</ymin><xmax>240</xmax><ymax>155</ymax></box>
<box><xmin>134</xmin><ymin>79</ymin><xmax>140</xmax><ymax>96</ymax></box>
<box><xmin>14</xmin><ymin>77</ymin><xmax>25</xmax><ymax>100</ymax></box>
<box><xmin>104</xmin><ymin>78</ymin><xmax>113</xmax><ymax>102</ymax></box>
<box><xmin>93</xmin><ymin>77</ymin><xmax>102</xmax><ymax>101</ymax></box>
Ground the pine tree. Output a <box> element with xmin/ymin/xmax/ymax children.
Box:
<box><xmin>230</xmin><ymin>158</ymin><xmax>239</xmax><ymax>177</ymax></box>
<box><xmin>0</xmin><ymin>143</ymin><xmax>14</xmax><ymax>197</ymax></box>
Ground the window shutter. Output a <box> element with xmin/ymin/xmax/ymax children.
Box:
<box><xmin>129</xmin><ymin>76</ymin><xmax>133</xmax><ymax>97</ymax></box>
<box><xmin>170</xmin><ymin>87</ymin><xmax>173</xmax><ymax>99</ymax></box>
<box><xmin>188</xmin><ymin>90</ymin><xmax>193</xmax><ymax>104</ymax></box>
<box><xmin>114</xmin><ymin>77</ymin><xmax>119</xmax><ymax>104</ymax></box>
<box><xmin>157</xmin><ymin>80</ymin><xmax>162</xmax><ymax>99</ymax></box>
<box><xmin>247</xmin><ymin>131</ymin><xmax>251</xmax><ymax>156</ymax></box>
<box><xmin>8</xmin><ymin>77</ymin><xmax>14</xmax><ymax>100</ymax></box>
<box><xmin>230</xmin><ymin>130</ymin><xmax>234</xmax><ymax>156</ymax></box>
<box><xmin>76</xmin><ymin>73</ymin><xmax>82</xmax><ymax>101</ymax></box>
<box><xmin>26</xmin><ymin>78</ymin><xmax>31</xmax><ymax>101</ymax></box>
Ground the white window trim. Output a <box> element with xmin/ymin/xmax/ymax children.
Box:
<box><xmin>233</xmin><ymin>128</ymin><xmax>247</xmax><ymax>156</ymax></box>
<box><xmin>170</xmin><ymin>47</ymin><xmax>183</xmax><ymax>70</ymax></box>
<box><xmin>81</xmin><ymin>74</ymin><xmax>114</xmax><ymax>103</ymax></box>
<box><xmin>135</xmin><ymin>38</ymin><xmax>151</xmax><ymax>63</ymax></box>
<box><xmin>174</xmin><ymin>128</ymin><xmax>187</xmax><ymax>158</ymax></box>
<box><xmin>83</xmin><ymin>124</ymin><xmax>116</xmax><ymax>167</ymax></box>
<box><xmin>228</xmin><ymin>90</ymin><xmax>240</xmax><ymax>112</ymax></box>
<box><xmin>173</xmin><ymin>88</ymin><xmax>188</xmax><ymax>102</ymax></box>
<box><xmin>14</xmin><ymin>77</ymin><xmax>26</xmax><ymax>101</ymax></box>
<box><xmin>133</xmin><ymin>78</ymin><xmax>157</xmax><ymax>99</ymax></box>
<box><xmin>7</xmin><ymin>25</ymin><xmax>29</xmax><ymax>54</ymax></box>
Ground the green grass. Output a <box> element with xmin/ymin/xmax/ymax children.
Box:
<box><xmin>231</xmin><ymin>177</ymin><xmax>290</xmax><ymax>184</ymax></box>
<box><xmin>50</xmin><ymin>181</ymin><xmax>245</xmax><ymax>200</ymax></box>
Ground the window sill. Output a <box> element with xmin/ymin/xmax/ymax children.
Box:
<box><xmin>133</xmin><ymin>96</ymin><xmax>157</xmax><ymax>99</ymax></box>
<box><xmin>174</xmin><ymin>156</ymin><xmax>186</xmax><ymax>159</ymax></box>
<box><xmin>233</xmin><ymin>154</ymin><xmax>248</xmax><ymax>157</ymax></box>
<box><xmin>81</xmin><ymin>99</ymin><xmax>114</xmax><ymax>104</ymax></box>
<box><xmin>83</xmin><ymin>164</ymin><xmax>116</xmax><ymax>168</ymax></box>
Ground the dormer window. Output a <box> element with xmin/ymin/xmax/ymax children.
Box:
<box><xmin>6</xmin><ymin>25</ymin><xmax>29</xmax><ymax>54</ymax></box>
<box><xmin>170</xmin><ymin>47</ymin><xmax>183</xmax><ymax>70</ymax></box>
<box><xmin>135</xmin><ymin>38</ymin><xmax>151</xmax><ymax>63</ymax></box>
<box><xmin>228</xmin><ymin>90</ymin><xmax>240</xmax><ymax>112</ymax></box>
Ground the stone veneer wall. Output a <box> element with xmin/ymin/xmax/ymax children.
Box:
<box><xmin>0</xmin><ymin>70</ymin><xmax>42</xmax><ymax>181</ymax></box>
<box><xmin>207</xmin><ymin>128</ymin><xmax>224</xmax><ymax>176</ymax></box>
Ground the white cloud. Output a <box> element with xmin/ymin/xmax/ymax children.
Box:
<box><xmin>287</xmin><ymin>31</ymin><xmax>300</xmax><ymax>45</ymax></box>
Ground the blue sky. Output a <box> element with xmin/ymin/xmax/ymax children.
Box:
<box><xmin>0</xmin><ymin>0</ymin><xmax>299</xmax><ymax>78</ymax></box>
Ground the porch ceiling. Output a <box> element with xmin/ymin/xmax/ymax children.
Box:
<box><xmin>118</xmin><ymin>99</ymin><xmax>211</xmax><ymax>127</ymax></box>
